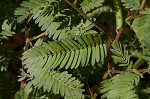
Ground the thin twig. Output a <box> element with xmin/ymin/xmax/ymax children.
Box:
<box><xmin>30</xmin><ymin>32</ymin><xmax>47</xmax><ymax>41</ymax></box>
<box><xmin>64</xmin><ymin>0</ymin><xmax>113</xmax><ymax>42</ymax></box>
<box><xmin>21</xmin><ymin>19</ymin><xmax>30</xmax><ymax>90</ymax></box>
<box><xmin>65</xmin><ymin>0</ymin><xmax>104</xmax><ymax>32</ymax></box>
<box><xmin>140</xmin><ymin>0</ymin><xmax>146</xmax><ymax>10</ymax></box>
<box><xmin>23</xmin><ymin>19</ymin><xmax>30</xmax><ymax>51</ymax></box>
<box><xmin>86</xmin><ymin>80</ymin><xmax>93</xmax><ymax>96</ymax></box>
<box><xmin>113</xmin><ymin>28</ymin><xmax>123</xmax><ymax>44</ymax></box>
<box><xmin>128</xmin><ymin>14</ymin><xmax>143</xmax><ymax>20</ymax></box>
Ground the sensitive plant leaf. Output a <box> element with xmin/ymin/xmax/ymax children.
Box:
<box><xmin>0</xmin><ymin>20</ymin><xmax>15</xmax><ymax>40</ymax></box>
<box><xmin>111</xmin><ymin>42</ymin><xmax>130</xmax><ymax>67</ymax></box>
<box><xmin>100</xmin><ymin>72</ymin><xmax>141</xmax><ymax>99</ymax></box>
<box><xmin>121</xmin><ymin>0</ymin><xmax>140</xmax><ymax>10</ymax></box>
<box><xmin>22</xmin><ymin>34</ymin><xmax>107</xmax><ymax>98</ymax></box>
<box><xmin>80</xmin><ymin>0</ymin><xmax>105</xmax><ymax>13</ymax></box>
<box><xmin>132</xmin><ymin>8</ymin><xmax>150</xmax><ymax>48</ymax></box>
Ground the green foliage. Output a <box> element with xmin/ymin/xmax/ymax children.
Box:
<box><xmin>80</xmin><ymin>0</ymin><xmax>105</xmax><ymax>13</ymax></box>
<box><xmin>14</xmin><ymin>0</ymin><xmax>48</xmax><ymax>23</ymax></box>
<box><xmin>0</xmin><ymin>0</ymin><xmax>150</xmax><ymax>99</ymax></box>
<box><xmin>132</xmin><ymin>8</ymin><xmax>150</xmax><ymax>48</ymax></box>
<box><xmin>15</xmin><ymin>90</ymin><xmax>27</xmax><ymax>99</ymax></box>
<box><xmin>14</xmin><ymin>0</ymin><xmax>97</xmax><ymax>40</ymax></box>
<box><xmin>111</xmin><ymin>42</ymin><xmax>130</xmax><ymax>66</ymax></box>
<box><xmin>23</xmin><ymin>34</ymin><xmax>107</xmax><ymax>70</ymax></box>
<box><xmin>121</xmin><ymin>0</ymin><xmax>140</xmax><ymax>10</ymax></box>
<box><xmin>22</xmin><ymin>34</ymin><xmax>106</xmax><ymax>98</ymax></box>
<box><xmin>0</xmin><ymin>20</ymin><xmax>15</xmax><ymax>40</ymax></box>
<box><xmin>15</xmin><ymin>0</ymin><xmax>65</xmax><ymax>39</ymax></box>
<box><xmin>51</xmin><ymin>20</ymin><xmax>98</xmax><ymax>40</ymax></box>
<box><xmin>100</xmin><ymin>72</ymin><xmax>141</xmax><ymax>99</ymax></box>
<box><xmin>32</xmin><ymin>70</ymin><xmax>84</xmax><ymax>98</ymax></box>
<box><xmin>18</xmin><ymin>70</ymin><xmax>84</xmax><ymax>99</ymax></box>
<box><xmin>132</xmin><ymin>8</ymin><xmax>150</xmax><ymax>67</ymax></box>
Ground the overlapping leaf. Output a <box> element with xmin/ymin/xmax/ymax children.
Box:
<box><xmin>23</xmin><ymin>34</ymin><xmax>107</xmax><ymax>71</ymax></box>
<box><xmin>15</xmin><ymin>0</ymin><xmax>97</xmax><ymax>40</ymax></box>
<box><xmin>22</xmin><ymin>34</ymin><xmax>106</xmax><ymax>98</ymax></box>
<box><xmin>100</xmin><ymin>72</ymin><xmax>141</xmax><ymax>99</ymax></box>
<box><xmin>111</xmin><ymin>42</ymin><xmax>130</xmax><ymax>66</ymax></box>
<box><xmin>132</xmin><ymin>8</ymin><xmax>150</xmax><ymax>48</ymax></box>
<box><xmin>80</xmin><ymin>0</ymin><xmax>105</xmax><ymax>13</ymax></box>
<box><xmin>0</xmin><ymin>20</ymin><xmax>15</xmax><ymax>40</ymax></box>
<box><xmin>52</xmin><ymin>20</ymin><xmax>98</xmax><ymax>40</ymax></box>
<box><xmin>121</xmin><ymin>0</ymin><xmax>140</xmax><ymax>10</ymax></box>
<box><xmin>32</xmin><ymin>70</ymin><xmax>84</xmax><ymax>98</ymax></box>
<box><xmin>15</xmin><ymin>0</ymin><xmax>64</xmax><ymax>38</ymax></box>
<box><xmin>14</xmin><ymin>0</ymin><xmax>48</xmax><ymax>23</ymax></box>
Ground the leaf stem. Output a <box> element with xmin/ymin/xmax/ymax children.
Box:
<box><xmin>30</xmin><ymin>32</ymin><xmax>47</xmax><ymax>41</ymax></box>
<box><xmin>140</xmin><ymin>0</ymin><xmax>146</xmax><ymax>10</ymax></box>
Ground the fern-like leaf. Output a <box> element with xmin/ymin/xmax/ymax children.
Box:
<box><xmin>31</xmin><ymin>70</ymin><xmax>84</xmax><ymax>98</ymax></box>
<box><xmin>100</xmin><ymin>72</ymin><xmax>141</xmax><ymax>99</ymax></box>
<box><xmin>0</xmin><ymin>20</ymin><xmax>15</xmax><ymax>40</ymax></box>
<box><xmin>22</xmin><ymin>34</ymin><xmax>107</xmax><ymax>71</ymax></box>
<box><xmin>22</xmin><ymin>34</ymin><xmax>107</xmax><ymax>98</ymax></box>
<box><xmin>15</xmin><ymin>0</ymin><xmax>97</xmax><ymax>40</ymax></box>
<box><xmin>111</xmin><ymin>42</ymin><xmax>130</xmax><ymax>66</ymax></box>
<box><xmin>80</xmin><ymin>0</ymin><xmax>105</xmax><ymax>13</ymax></box>
<box><xmin>15</xmin><ymin>88</ymin><xmax>62</xmax><ymax>99</ymax></box>
<box><xmin>52</xmin><ymin>20</ymin><xmax>98</xmax><ymax>40</ymax></box>
<box><xmin>121</xmin><ymin>0</ymin><xmax>140</xmax><ymax>10</ymax></box>
<box><xmin>14</xmin><ymin>0</ymin><xmax>48</xmax><ymax>23</ymax></box>
<box><xmin>132</xmin><ymin>8</ymin><xmax>150</xmax><ymax>66</ymax></box>
<box><xmin>132</xmin><ymin>8</ymin><xmax>150</xmax><ymax>48</ymax></box>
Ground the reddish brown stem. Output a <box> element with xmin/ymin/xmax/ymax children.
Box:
<box><xmin>113</xmin><ymin>28</ymin><xmax>123</xmax><ymax>44</ymax></box>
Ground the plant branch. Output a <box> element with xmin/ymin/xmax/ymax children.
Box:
<box><xmin>30</xmin><ymin>32</ymin><xmax>47</xmax><ymax>41</ymax></box>
<box><xmin>113</xmin><ymin>28</ymin><xmax>123</xmax><ymax>44</ymax></box>
<box><xmin>140</xmin><ymin>0</ymin><xmax>146</xmax><ymax>10</ymax></box>
<box><xmin>23</xmin><ymin>19</ymin><xmax>30</xmax><ymax>51</ymax></box>
<box><xmin>114</xmin><ymin>13</ymin><xmax>143</xmax><ymax>43</ymax></box>
<box><xmin>64</xmin><ymin>0</ymin><xmax>104</xmax><ymax>32</ymax></box>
